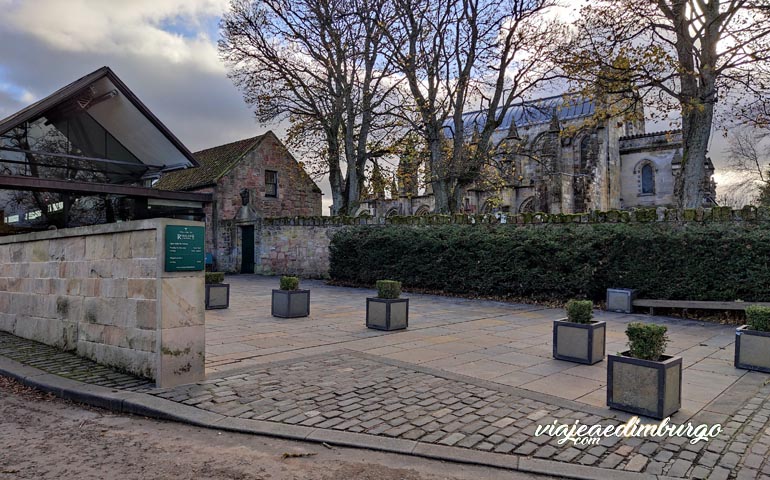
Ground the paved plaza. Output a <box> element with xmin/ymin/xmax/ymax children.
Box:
<box><xmin>208</xmin><ymin>277</ymin><xmax>748</xmax><ymax>419</ymax></box>
<box><xmin>2</xmin><ymin>275</ymin><xmax>770</xmax><ymax>479</ymax></box>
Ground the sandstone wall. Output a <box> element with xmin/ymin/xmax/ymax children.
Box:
<box><xmin>255</xmin><ymin>223</ymin><xmax>344</xmax><ymax>278</ymax></box>
<box><xmin>0</xmin><ymin>219</ymin><xmax>205</xmax><ymax>388</ymax></box>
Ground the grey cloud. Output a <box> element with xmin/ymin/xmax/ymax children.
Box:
<box><xmin>0</xmin><ymin>28</ymin><xmax>261</xmax><ymax>152</ymax></box>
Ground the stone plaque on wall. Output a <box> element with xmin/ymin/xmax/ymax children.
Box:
<box><xmin>165</xmin><ymin>225</ymin><xmax>205</xmax><ymax>272</ymax></box>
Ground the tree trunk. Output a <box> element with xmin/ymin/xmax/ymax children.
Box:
<box><xmin>668</xmin><ymin>0</ymin><xmax>717</xmax><ymax>210</ymax></box>
<box><xmin>675</xmin><ymin>103</ymin><xmax>713</xmax><ymax>209</ymax></box>
<box><xmin>431</xmin><ymin>180</ymin><xmax>450</xmax><ymax>214</ymax></box>
<box><xmin>345</xmin><ymin>162</ymin><xmax>359</xmax><ymax>216</ymax></box>
<box><xmin>327</xmin><ymin>134</ymin><xmax>346</xmax><ymax>215</ymax></box>
<box><xmin>428</xmin><ymin>137</ymin><xmax>450</xmax><ymax>213</ymax></box>
<box><xmin>450</xmin><ymin>185</ymin><xmax>465</xmax><ymax>213</ymax></box>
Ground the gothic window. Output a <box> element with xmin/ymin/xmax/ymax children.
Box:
<box><xmin>541</xmin><ymin>133</ymin><xmax>557</xmax><ymax>157</ymax></box>
<box><xmin>641</xmin><ymin>164</ymin><xmax>655</xmax><ymax>194</ymax></box>
<box><xmin>414</xmin><ymin>205</ymin><xmax>431</xmax><ymax>216</ymax></box>
<box><xmin>578</xmin><ymin>135</ymin><xmax>592</xmax><ymax>173</ymax></box>
<box><xmin>518</xmin><ymin>196</ymin><xmax>535</xmax><ymax>213</ymax></box>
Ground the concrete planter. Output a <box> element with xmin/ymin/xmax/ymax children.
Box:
<box><xmin>205</xmin><ymin>283</ymin><xmax>230</xmax><ymax>310</ymax></box>
<box><xmin>552</xmin><ymin>319</ymin><xmax>606</xmax><ymax>365</ymax></box>
<box><xmin>271</xmin><ymin>289</ymin><xmax>310</xmax><ymax>318</ymax></box>
<box><xmin>606</xmin><ymin>288</ymin><xmax>636</xmax><ymax>313</ymax></box>
<box><xmin>607</xmin><ymin>352</ymin><xmax>681</xmax><ymax>419</ymax></box>
<box><xmin>735</xmin><ymin>325</ymin><xmax>770</xmax><ymax>373</ymax></box>
<box><xmin>366</xmin><ymin>298</ymin><xmax>408</xmax><ymax>331</ymax></box>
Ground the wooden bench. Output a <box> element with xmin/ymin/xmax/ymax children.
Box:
<box><xmin>632</xmin><ymin>299</ymin><xmax>770</xmax><ymax>315</ymax></box>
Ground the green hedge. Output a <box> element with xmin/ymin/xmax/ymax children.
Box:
<box><xmin>329</xmin><ymin>223</ymin><xmax>770</xmax><ymax>302</ymax></box>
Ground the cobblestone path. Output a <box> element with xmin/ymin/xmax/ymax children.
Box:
<box><xmin>3</xmin><ymin>331</ymin><xmax>770</xmax><ymax>479</ymax></box>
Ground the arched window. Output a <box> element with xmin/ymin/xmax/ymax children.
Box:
<box><xmin>519</xmin><ymin>196</ymin><xmax>535</xmax><ymax>213</ymax></box>
<box><xmin>385</xmin><ymin>207</ymin><xmax>399</xmax><ymax>217</ymax></box>
<box><xmin>641</xmin><ymin>164</ymin><xmax>655</xmax><ymax>194</ymax></box>
<box><xmin>578</xmin><ymin>135</ymin><xmax>592</xmax><ymax>173</ymax></box>
<box><xmin>414</xmin><ymin>205</ymin><xmax>431</xmax><ymax>216</ymax></box>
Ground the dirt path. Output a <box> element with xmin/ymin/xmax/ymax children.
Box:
<box><xmin>0</xmin><ymin>376</ymin><xmax>554</xmax><ymax>480</ymax></box>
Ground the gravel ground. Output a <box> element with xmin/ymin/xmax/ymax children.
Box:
<box><xmin>0</xmin><ymin>375</ymin><xmax>553</xmax><ymax>480</ymax></box>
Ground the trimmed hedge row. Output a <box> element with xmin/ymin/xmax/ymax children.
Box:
<box><xmin>329</xmin><ymin>223</ymin><xmax>770</xmax><ymax>302</ymax></box>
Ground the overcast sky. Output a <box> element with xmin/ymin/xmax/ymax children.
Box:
<box><xmin>0</xmin><ymin>0</ymin><xmax>739</xmax><ymax>209</ymax></box>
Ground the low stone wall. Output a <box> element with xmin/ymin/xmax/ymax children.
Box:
<box><xmin>249</xmin><ymin>206</ymin><xmax>770</xmax><ymax>278</ymax></box>
<box><xmin>0</xmin><ymin>219</ymin><xmax>205</xmax><ymax>388</ymax></box>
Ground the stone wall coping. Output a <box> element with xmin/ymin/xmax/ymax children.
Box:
<box><xmin>0</xmin><ymin>218</ymin><xmax>203</xmax><ymax>245</ymax></box>
<box><xmin>258</xmin><ymin>206</ymin><xmax>770</xmax><ymax>227</ymax></box>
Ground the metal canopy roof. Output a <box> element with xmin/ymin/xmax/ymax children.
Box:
<box><xmin>0</xmin><ymin>66</ymin><xmax>199</xmax><ymax>173</ymax></box>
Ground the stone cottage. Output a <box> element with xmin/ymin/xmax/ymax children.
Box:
<box><xmin>360</xmin><ymin>94</ymin><xmax>716</xmax><ymax>217</ymax></box>
<box><xmin>154</xmin><ymin>131</ymin><xmax>322</xmax><ymax>273</ymax></box>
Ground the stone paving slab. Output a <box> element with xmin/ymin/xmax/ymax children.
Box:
<box><xmin>3</xmin><ymin>330</ymin><xmax>770</xmax><ymax>479</ymax></box>
<box><xmin>204</xmin><ymin>277</ymin><xmax>748</xmax><ymax>421</ymax></box>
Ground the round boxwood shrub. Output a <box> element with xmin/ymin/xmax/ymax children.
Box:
<box><xmin>205</xmin><ymin>272</ymin><xmax>225</xmax><ymax>284</ymax></box>
<box><xmin>376</xmin><ymin>280</ymin><xmax>401</xmax><ymax>299</ymax></box>
<box><xmin>280</xmin><ymin>276</ymin><xmax>300</xmax><ymax>291</ymax></box>
<box><xmin>626</xmin><ymin>322</ymin><xmax>668</xmax><ymax>361</ymax></box>
<box><xmin>745</xmin><ymin>305</ymin><xmax>770</xmax><ymax>332</ymax></box>
<box><xmin>565</xmin><ymin>300</ymin><xmax>593</xmax><ymax>324</ymax></box>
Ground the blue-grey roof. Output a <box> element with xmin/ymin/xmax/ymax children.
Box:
<box><xmin>443</xmin><ymin>94</ymin><xmax>594</xmax><ymax>139</ymax></box>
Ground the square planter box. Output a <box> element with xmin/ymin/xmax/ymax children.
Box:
<box><xmin>553</xmin><ymin>319</ymin><xmax>606</xmax><ymax>365</ymax></box>
<box><xmin>366</xmin><ymin>298</ymin><xmax>408</xmax><ymax>331</ymax></box>
<box><xmin>205</xmin><ymin>283</ymin><xmax>230</xmax><ymax>310</ymax></box>
<box><xmin>735</xmin><ymin>325</ymin><xmax>770</xmax><ymax>373</ymax></box>
<box><xmin>606</xmin><ymin>288</ymin><xmax>637</xmax><ymax>313</ymax></box>
<box><xmin>272</xmin><ymin>289</ymin><xmax>310</xmax><ymax>318</ymax></box>
<box><xmin>607</xmin><ymin>352</ymin><xmax>681</xmax><ymax>419</ymax></box>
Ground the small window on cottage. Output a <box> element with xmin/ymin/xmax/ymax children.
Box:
<box><xmin>265</xmin><ymin>170</ymin><xmax>278</xmax><ymax>197</ymax></box>
<box><xmin>641</xmin><ymin>164</ymin><xmax>655</xmax><ymax>194</ymax></box>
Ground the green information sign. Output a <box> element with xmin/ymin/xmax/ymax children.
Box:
<box><xmin>165</xmin><ymin>225</ymin><xmax>205</xmax><ymax>272</ymax></box>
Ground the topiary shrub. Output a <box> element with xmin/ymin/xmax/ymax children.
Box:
<box><xmin>376</xmin><ymin>280</ymin><xmax>401</xmax><ymax>299</ymax></box>
<box><xmin>205</xmin><ymin>272</ymin><xmax>225</xmax><ymax>284</ymax></box>
<box><xmin>565</xmin><ymin>300</ymin><xmax>593</xmax><ymax>323</ymax></box>
<box><xmin>280</xmin><ymin>276</ymin><xmax>300</xmax><ymax>291</ymax></box>
<box><xmin>626</xmin><ymin>322</ymin><xmax>668</xmax><ymax>361</ymax></box>
<box><xmin>746</xmin><ymin>305</ymin><xmax>770</xmax><ymax>332</ymax></box>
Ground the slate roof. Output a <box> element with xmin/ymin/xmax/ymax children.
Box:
<box><xmin>154</xmin><ymin>132</ymin><xmax>322</xmax><ymax>194</ymax></box>
<box><xmin>154</xmin><ymin>134</ymin><xmax>268</xmax><ymax>191</ymax></box>
<box><xmin>443</xmin><ymin>94</ymin><xmax>595</xmax><ymax>139</ymax></box>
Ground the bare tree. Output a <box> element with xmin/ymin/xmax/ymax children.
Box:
<box><xmin>725</xmin><ymin>126</ymin><xmax>770</xmax><ymax>205</ymax></box>
<box><xmin>381</xmin><ymin>0</ymin><xmax>562</xmax><ymax>213</ymax></box>
<box><xmin>559</xmin><ymin>0</ymin><xmax>770</xmax><ymax>209</ymax></box>
<box><xmin>728</xmin><ymin>127</ymin><xmax>768</xmax><ymax>181</ymax></box>
<box><xmin>220</xmin><ymin>0</ymin><xmax>400</xmax><ymax>215</ymax></box>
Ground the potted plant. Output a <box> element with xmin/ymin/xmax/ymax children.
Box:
<box><xmin>271</xmin><ymin>276</ymin><xmax>310</xmax><ymax>318</ymax></box>
<box><xmin>553</xmin><ymin>300</ymin><xmax>605</xmax><ymax>365</ymax></box>
<box><xmin>607</xmin><ymin>322</ymin><xmax>681</xmax><ymax>419</ymax></box>
<box><xmin>366</xmin><ymin>280</ymin><xmax>408</xmax><ymax>331</ymax></box>
<box><xmin>205</xmin><ymin>272</ymin><xmax>230</xmax><ymax>310</ymax></box>
<box><xmin>735</xmin><ymin>305</ymin><xmax>770</xmax><ymax>373</ymax></box>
